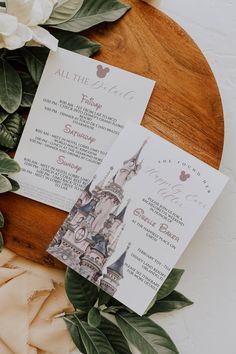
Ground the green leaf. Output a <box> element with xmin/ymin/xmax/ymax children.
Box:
<box><xmin>98</xmin><ymin>290</ymin><xmax>112</xmax><ymax>307</ymax></box>
<box><xmin>103</xmin><ymin>297</ymin><xmax>132</xmax><ymax>314</ymax></box>
<box><xmin>6</xmin><ymin>50</ymin><xmax>26</xmax><ymax>66</ymax></box>
<box><xmin>0</xmin><ymin>211</ymin><xmax>4</xmax><ymax>228</ymax></box>
<box><xmin>0</xmin><ymin>59</ymin><xmax>22</xmax><ymax>113</ymax></box>
<box><xmin>53</xmin><ymin>30</ymin><xmax>101</xmax><ymax>57</ymax></box>
<box><xmin>21</xmin><ymin>47</ymin><xmax>49</xmax><ymax>84</ymax></box>
<box><xmin>0</xmin><ymin>157</ymin><xmax>20</xmax><ymax>174</ymax></box>
<box><xmin>46</xmin><ymin>0</ymin><xmax>84</xmax><ymax>25</ymax></box>
<box><xmin>0</xmin><ymin>151</ymin><xmax>9</xmax><ymax>160</ymax></box>
<box><xmin>0</xmin><ymin>231</ymin><xmax>3</xmax><ymax>252</ymax></box>
<box><xmin>0</xmin><ymin>174</ymin><xmax>12</xmax><ymax>193</ymax></box>
<box><xmin>0</xmin><ymin>112</ymin><xmax>25</xmax><ymax>149</ymax></box>
<box><xmin>116</xmin><ymin>312</ymin><xmax>179</xmax><ymax>354</ymax></box>
<box><xmin>52</xmin><ymin>0</ymin><xmax>131</xmax><ymax>33</ymax></box>
<box><xmin>147</xmin><ymin>291</ymin><xmax>193</xmax><ymax>315</ymax></box>
<box><xmin>19</xmin><ymin>72</ymin><xmax>37</xmax><ymax>107</ymax></box>
<box><xmin>0</xmin><ymin>108</ymin><xmax>8</xmax><ymax>124</ymax></box>
<box><xmin>64</xmin><ymin>315</ymin><xmax>87</xmax><ymax>354</ymax></box>
<box><xmin>99</xmin><ymin>316</ymin><xmax>132</xmax><ymax>354</ymax></box>
<box><xmin>156</xmin><ymin>268</ymin><xmax>184</xmax><ymax>300</ymax></box>
<box><xmin>76</xmin><ymin>317</ymin><xmax>115</xmax><ymax>354</ymax></box>
<box><xmin>65</xmin><ymin>268</ymin><xmax>98</xmax><ymax>312</ymax></box>
<box><xmin>6</xmin><ymin>176</ymin><xmax>20</xmax><ymax>191</ymax></box>
<box><xmin>88</xmin><ymin>307</ymin><xmax>101</xmax><ymax>328</ymax></box>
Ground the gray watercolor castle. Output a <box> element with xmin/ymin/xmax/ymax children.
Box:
<box><xmin>48</xmin><ymin>141</ymin><xmax>146</xmax><ymax>295</ymax></box>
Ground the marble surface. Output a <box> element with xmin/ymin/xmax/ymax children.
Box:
<box><xmin>143</xmin><ymin>1</ymin><xmax>236</xmax><ymax>353</ymax></box>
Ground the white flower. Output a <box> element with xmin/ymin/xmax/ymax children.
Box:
<box><xmin>0</xmin><ymin>0</ymin><xmax>58</xmax><ymax>51</ymax></box>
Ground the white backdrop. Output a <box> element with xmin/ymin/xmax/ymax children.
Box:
<box><xmin>141</xmin><ymin>1</ymin><xmax>236</xmax><ymax>353</ymax></box>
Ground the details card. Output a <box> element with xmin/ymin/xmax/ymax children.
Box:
<box><xmin>13</xmin><ymin>48</ymin><xmax>155</xmax><ymax>211</ymax></box>
<box><xmin>48</xmin><ymin>121</ymin><xmax>228</xmax><ymax>315</ymax></box>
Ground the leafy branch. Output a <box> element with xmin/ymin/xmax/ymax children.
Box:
<box><xmin>64</xmin><ymin>268</ymin><xmax>193</xmax><ymax>354</ymax></box>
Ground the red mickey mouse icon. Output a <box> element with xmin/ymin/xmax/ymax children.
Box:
<box><xmin>96</xmin><ymin>64</ymin><xmax>110</xmax><ymax>78</ymax></box>
<box><xmin>179</xmin><ymin>170</ymin><xmax>190</xmax><ymax>182</ymax></box>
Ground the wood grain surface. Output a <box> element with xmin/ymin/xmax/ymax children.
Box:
<box><xmin>0</xmin><ymin>0</ymin><xmax>224</xmax><ymax>269</ymax></box>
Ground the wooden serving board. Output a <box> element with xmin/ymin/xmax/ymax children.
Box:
<box><xmin>0</xmin><ymin>0</ymin><xmax>224</xmax><ymax>269</ymax></box>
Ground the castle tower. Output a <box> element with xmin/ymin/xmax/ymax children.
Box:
<box><xmin>91</xmin><ymin>186</ymin><xmax>123</xmax><ymax>234</ymax></box>
<box><xmin>107</xmin><ymin>200</ymin><xmax>130</xmax><ymax>247</ymax></box>
<box><xmin>114</xmin><ymin>140</ymin><xmax>147</xmax><ymax>186</ymax></box>
<box><xmin>113</xmin><ymin>199</ymin><xmax>130</xmax><ymax>229</ymax></box>
<box><xmin>79</xmin><ymin>177</ymin><xmax>94</xmax><ymax>204</ymax></box>
<box><xmin>70</xmin><ymin>197</ymin><xmax>98</xmax><ymax>226</ymax></box>
<box><xmin>79</xmin><ymin>234</ymin><xmax>109</xmax><ymax>282</ymax></box>
<box><xmin>108</xmin><ymin>224</ymin><xmax>125</xmax><ymax>256</ymax></box>
<box><xmin>95</xmin><ymin>166</ymin><xmax>114</xmax><ymax>191</ymax></box>
<box><xmin>69</xmin><ymin>176</ymin><xmax>95</xmax><ymax>221</ymax></box>
<box><xmin>100</xmin><ymin>243</ymin><xmax>131</xmax><ymax>296</ymax></box>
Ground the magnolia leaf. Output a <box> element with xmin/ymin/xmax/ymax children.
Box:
<box><xmin>0</xmin><ymin>59</ymin><xmax>22</xmax><ymax>113</ymax></box>
<box><xmin>6</xmin><ymin>176</ymin><xmax>20</xmax><ymax>191</ymax></box>
<box><xmin>53</xmin><ymin>30</ymin><xmax>101</xmax><ymax>56</ymax></box>
<box><xmin>0</xmin><ymin>211</ymin><xmax>4</xmax><ymax>228</ymax></box>
<box><xmin>116</xmin><ymin>312</ymin><xmax>179</xmax><ymax>354</ymax></box>
<box><xmin>6</xmin><ymin>50</ymin><xmax>26</xmax><ymax>65</ymax></box>
<box><xmin>0</xmin><ymin>157</ymin><xmax>20</xmax><ymax>174</ymax></box>
<box><xmin>76</xmin><ymin>318</ymin><xmax>115</xmax><ymax>354</ymax></box>
<box><xmin>52</xmin><ymin>0</ymin><xmax>131</xmax><ymax>33</ymax></box>
<box><xmin>156</xmin><ymin>268</ymin><xmax>184</xmax><ymax>300</ymax></box>
<box><xmin>21</xmin><ymin>47</ymin><xmax>49</xmax><ymax>84</ymax></box>
<box><xmin>99</xmin><ymin>316</ymin><xmax>132</xmax><ymax>354</ymax></box>
<box><xmin>64</xmin><ymin>315</ymin><xmax>87</xmax><ymax>354</ymax></box>
<box><xmin>20</xmin><ymin>72</ymin><xmax>37</xmax><ymax>107</ymax></box>
<box><xmin>0</xmin><ymin>174</ymin><xmax>12</xmax><ymax>193</ymax></box>
<box><xmin>88</xmin><ymin>307</ymin><xmax>101</xmax><ymax>328</ymax></box>
<box><xmin>46</xmin><ymin>0</ymin><xmax>84</xmax><ymax>25</ymax></box>
<box><xmin>0</xmin><ymin>113</ymin><xmax>25</xmax><ymax>149</ymax></box>
<box><xmin>65</xmin><ymin>268</ymin><xmax>98</xmax><ymax>312</ymax></box>
<box><xmin>0</xmin><ymin>151</ymin><xmax>10</xmax><ymax>160</ymax></box>
<box><xmin>0</xmin><ymin>231</ymin><xmax>3</xmax><ymax>252</ymax></box>
<box><xmin>147</xmin><ymin>290</ymin><xmax>193</xmax><ymax>315</ymax></box>
<box><xmin>103</xmin><ymin>306</ymin><xmax>126</xmax><ymax>314</ymax></box>
<box><xmin>0</xmin><ymin>108</ymin><xmax>8</xmax><ymax>124</ymax></box>
<box><xmin>103</xmin><ymin>297</ymin><xmax>132</xmax><ymax>314</ymax></box>
<box><xmin>98</xmin><ymin>290</ymin><xmax>112</xmax><ymax>307</ymax></box>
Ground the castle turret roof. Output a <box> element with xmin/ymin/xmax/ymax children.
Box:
<box><xmin>115</xmin><ymin>205</ymin><xmax>127</xmax><ymax>223</ymax></box>
<box><xmin>92</xmin><ymin>238</ymin><xmax>109</xmax><ymax>257</ymax></box>
<box><xmin>84</xmin><ymin>179</ymin><xmax>93</xmax><ymax>196</ymax></box>
<box><xmin>79</xmin><ymin>199</ymin><xmax>97</xmax><ymax>213</ymax></box>
<box><xmin>107</xmin><ymin>243</ymin><xmax>130</xmax><ymax>276</ymax></box>
<box><xmin>115</xmin><ymin>200</ymin><xmax>130</xmax><ymax>222</ymax></box>
<box><xmin>123</xmin><ymin>140</ymin><xmax>147</xmax><ymax>167</ymax></box>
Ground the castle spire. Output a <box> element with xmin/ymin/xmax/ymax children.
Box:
<box><xmin>84</xmin><ymin>175</ymin><xmax>95</xmax><ymax>195</ymax></box>
<box><xmin>123</xmin><ymin>139</ymin><xmax>148</xmax><ymax>166</ymax></box>
<box><xmin>114</xmin><ymin>140</ymin><xmax>147</xmax><ymax>187</ymax></box>
<box><xmin>112</xmin><ymin>205</ymin><xmax>119</xmax><ymax>216</ymax></box>
<box><xmin>115</xmin><ymin>199</ymin><xmax>130</xmax><ymax>223</ymax></box>
<box><xmin>107</xmin><ymin>242</ymin><xmax>131</xmax><ymax>277</ymax></box>
<box><xmin>96</xmin><ymin>166</ymin><xmax>114</xmax><ymax>189</ymax></box>
<box><xmin>109</xmin><ymin>224</ymin><xmax>125</xmax><ymax>254</ymax></box>
<box><xmin>112</xmin><ymin>172</ymin><xmax>117</xmax><ymax>182</ymax></box>
<box><xmin>91</xmin><ymin>237</ymin><xmax>109</xmax><ymax>257</ymax></box>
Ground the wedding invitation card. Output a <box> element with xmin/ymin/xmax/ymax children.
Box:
<box><xmin>13</xmin><ymin>48</ymin><xmax>155</xmax><ymax>211</ymax></box>
<box><xmin>48</xmin><ymin>121</ymin><xmax>228</xmax><ymax>315</ymax></box>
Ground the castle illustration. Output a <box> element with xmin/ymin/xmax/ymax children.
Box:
<box><xmin>48</xmin><ymin>141</ymin><xmax>146</xmax><ymax>295</ymax></box>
